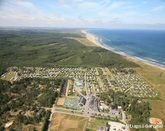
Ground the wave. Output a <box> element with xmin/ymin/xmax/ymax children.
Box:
<box><xmin>86</xmin><ymin>30</ymin><xmax>165</xmax><ymax>69</ymax></box>
<box><xmin>135</xmin><ymin>57</ymin><xmax>165</xmax><ymax>68</ymax></box>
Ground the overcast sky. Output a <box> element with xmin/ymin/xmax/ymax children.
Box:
<box><xmin>0</xmin><ymin>0</ymin><xmax>165</xmax><ymax>29</ymax></box>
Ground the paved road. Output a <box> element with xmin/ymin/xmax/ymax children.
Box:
<box><xmin>54</xmin><ymin>105</ymin><xmax>119</xmax><ymax>118</ymax></box>
<box><xmin>53</xmin><ymin>110</ymin><xmax>88</xmax><ymax>117</ymax></box>
<box><xmin>48</xmin><ymin>98</ymin><xmax>129</xmax><ymax>131</ymax></box>
<box><xmin>52</xmin><ymin>95</ymin><xmax>120</xmax><ymax>119</ymax></box>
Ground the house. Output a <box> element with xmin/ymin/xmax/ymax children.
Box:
<box><xmin>149</xmin><ymin>118</ymin><xmax>163</xmax><ymax>125</ymax></box>
<box><xmin>107</xmin><ymin>121</ymin><xmax>127</xmax><ymax>131</ymax></box>
<box><xmin>99</xmin><ymin>101</ymin><xmax>109</xmax><ymax>110</ymax></box>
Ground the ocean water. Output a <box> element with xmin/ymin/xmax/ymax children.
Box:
<box><xmin>89</xmin><ymin>29</ymin><xmax>165</xmax><ymax>67</ymax></box>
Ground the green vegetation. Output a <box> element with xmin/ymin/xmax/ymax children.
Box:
<box><xmin>100</xmin><ymin>90</ymin><xmax>152</xmax><ymax>129</ymax></box>
<box><xmin>135</xmin><ymin>62</ymin><xmax>165</xmax><ymax>131</ymax></box>
<box><xmin>0</xmin><ymin>29</ymin><xmax>159</xmax><ymax>131</ymax></box>
<box><xmin>0</xmin><ymin>78</ymin><xmax>63</xmax><ymax>130</ymax></box>
<box><xmin>0</xmin><ymin>29</ymin><xmax>138</xmax><ymax>70</ymax></box>
<box><xmin>87</xmin><ymin>118</ymin><xmax>109</xmax><ymax>131</ymax></box>
<box><xmin>0</xmin><ymin>64</ymin><xmax>6</xmax><ymax>76</ymax></box>
<box><xmin>41</xmin><ymin>110</ymin><xmax>51</xmax><ymax>131</ymax></box>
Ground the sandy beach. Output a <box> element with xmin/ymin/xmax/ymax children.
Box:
<box><xmin>81</xmin><ymin>30</ymin><xmax>165</xmax><ymax>71</ymax></box>
<box><xmin>81</xmin><ymin>30</ymin><xmax>102</xmax><ymax>47</ymax></box>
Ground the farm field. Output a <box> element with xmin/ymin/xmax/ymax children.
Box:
<box><xmin>49</xmin><ymin>113</ymin><xmax>88</xmax><ymax>131</ymax></box>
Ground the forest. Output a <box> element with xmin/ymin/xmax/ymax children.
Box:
<box><xmin>100</xmin><ymin>90</ymin><xmax>152</xmax><ymax>131</ymax></box>
<box><xmin>0</xmin><ymin>78</ymin><xmax>63</xmax><ymax>130</ymax></box>
<box><xmin>0</xmin><ymin>29</ymin><xmax>138</xmax><ymax>75</ymax></box>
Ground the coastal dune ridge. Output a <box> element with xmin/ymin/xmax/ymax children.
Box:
<box><xmin>81</xmin><ymin>30</ymin><xmax>165</xmax><ymax>70</ymax></box>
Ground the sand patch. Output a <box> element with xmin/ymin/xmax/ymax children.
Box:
<box><xmin>56</xmin><ymin>98</ymin><xmax>65</xmax><ymax>106</ymax></box>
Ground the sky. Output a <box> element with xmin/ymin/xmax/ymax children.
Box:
<box><xmin>0</xmin><ymin>0</ymin><xmax>165</xmax><ymax>29</ymax></box>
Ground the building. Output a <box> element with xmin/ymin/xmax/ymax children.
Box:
<box><xmin>60</xmin><ymin>79</ymin><xmax>67</xmax><ymax>96</ymax></box>
<box><xmin>89</xmin><ymin>95</ymin><xmax>99</xmax><ymax>111</ymax></box>
<box><xmin>79</xmin><ymin>96</ymin><xmax>86</xmax><ymax>106</ymax></box>
<box><xmin>149</xmin><ymin>117</ymin><xmax>163</xmax><ymax>125</ymax></box>
<box><xmin>107</xmin><ymin>122</ymin><xmax>127</xmax><ymax>131</ymax></box>
<box><xmin>109</xmin><ymin>80</ymin><xmax>117</xmax><ymax>87</ymax></box>
<box><xmin>97</xmin><ymin>122</ymin><xmax>128</xmax><ymax>131</ymax></box>
<box><xmin>99</xmin><ymin>101</ymin><xmax>109</xmax><ymax>110</ymax></box>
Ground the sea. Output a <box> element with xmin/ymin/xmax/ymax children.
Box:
<box><xmin>88</xmin><ymin>29</ymin><xmax>165</xmax><ymax>67</ymax></box>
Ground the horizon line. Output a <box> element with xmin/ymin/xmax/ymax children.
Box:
<box><xmin>0</xmin><ymin>26</ymin><xmax>165</xmax><ymax>31</ymax></box>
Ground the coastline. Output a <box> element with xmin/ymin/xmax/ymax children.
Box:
<box><xmin>81</xmin><ymin>30</ymin><xmax>101</xmax><ymax>47</ymax></box>
<box><xmin>81</xmin><ymin>30</ymin><xmax>165</xmax><ymax>71</ymax></box>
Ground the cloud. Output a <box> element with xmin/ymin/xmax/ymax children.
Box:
<box><xmin>0</xmin><ymin>0</ymin><xmax>45</xmax><ymax>26</ymax></box>
<box><xmin>0</xmin><ymin>0</ymin><xmax>43</xmax><ymax>15</ymax></box>
<box><xmin>0</xmin><ymin>0</ymin><xmax>165</xmax><ymax>28</ymax></box>
<box><xmin>0</xmin><ymin>0</ymin><xmax>86</xmax><ymax>27</ymax></box>
<box><xmin>152</xmin><ymin>5</ymin><xmax>165</xmax><ymax>12</ymax></box>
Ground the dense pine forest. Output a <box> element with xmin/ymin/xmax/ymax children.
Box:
<box><xmin>0</xmin><ymin>29</ymin><xmax>138</xmax><ymax>74</ymax></box>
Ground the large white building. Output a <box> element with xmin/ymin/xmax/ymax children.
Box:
<box><xmin>108</xmin><ymin>122</ymin><xmax>127</xmax><ymax>131</ymax></box>
<box><xmin>97</xmin><ymin>121</ymin><xmax>128</xmax><ymax>131</ymax></box>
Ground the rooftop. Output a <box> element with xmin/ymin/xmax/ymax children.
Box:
<box><xmin>149</xmin><ymin>118</ymin><xmax>163</xmax><ymax>125</ymax></box>
<box><xmin>107</xmin><ymin>121</ymin><xmax>127</xmax><ymax>131</ymax></box>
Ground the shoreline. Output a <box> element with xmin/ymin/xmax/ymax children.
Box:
<box><xmin>81</xmin><ymin>30</ymin><xmax>165</xmax><ymax>71</ymax></box>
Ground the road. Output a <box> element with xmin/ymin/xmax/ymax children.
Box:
<box><xmin>48</xmin><ymin>95</ymin><xmax>128</xmax><ymax>131</ymax></box>
<box><xmin>51</xmin><ymin>95</ymin><xmax>120</xmax><ymax>119</ymax></box>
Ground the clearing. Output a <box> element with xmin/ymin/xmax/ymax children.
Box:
<box><xmin>49</xmin><ymin>113</ymin><xmax>88</xmax><ymax>131</ymax></box>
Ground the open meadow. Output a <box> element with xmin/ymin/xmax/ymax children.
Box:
<box><xmin>49</xmin><ymin>113</ymin><xmax>88</xmax><ymax>131</ymax></box>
